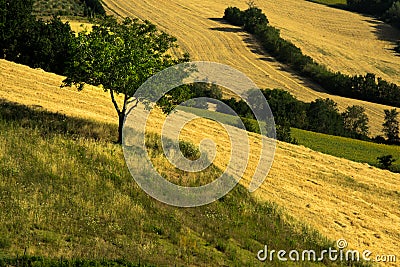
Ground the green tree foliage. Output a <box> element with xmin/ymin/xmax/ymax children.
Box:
<box><xmin>23</xmin><ymin>17</ymin><xmax>75</xmax><ymax>74</ymax></box>
<box><xmin>0</xmin><ymin>0</ymin><xmax>35</xmax><ymax>58</ymax></box>
<box><xmin>347</xmin><ymin>0</ymin><xmax>396</xmax><ymax>15</ymax></box>
<box><xmin>384</xmin><ymin>1</ymin><xmax>400</xmax><ymax>26</ymax></box>
<box><xmin>223</xmin><ymin>2</ymin><xmax>269</xmax><ymax>32</ymax></box>
<box><xmin>242</xmin><ymin>6</ymin><xmax>268</xmax><ymax>33</ymax></box>
<box><xmin>342</xmin><ymin>105</ymin><xmax>369</xmax><ymax>138</ymax></box>
<box><xmin>261</xmin><ymin>89</ymin><xmax>308</xmax><ymax>128</ymax></box>
<box><xmin>223</xmin><ymin>7</ymin><xmax>244</xmax><ymax>26</ymax></box>
<box><xmin>276</xmin><ymin>122</ymin><xmax>298</xmax><ymax>144</ymax></box>
<box><xmin>62</xmin><ymin>16</ymin><xmax>189</xmax><ymax>143</ymax></box>
<box><xmin>307</xmin><ymin>99</ymin><xmax>345</xmax><ymax>136</ymax></box>
<box><xmin>377</xmin><ymin>154</ymin><xmax>396</xmax><ymax>169</ymax></box>
<box><xmin>218</xmin><ymin>88</ymin><xmax>372</xmax><ymax>142</ymax></box>
<box><xmin>383</xmin><ymin>108</ymin><xmax>400</xmax><ymax>142</ymax></box>
<box><xmin>0</xmin><ymin>0</ymin><xmax>75</xmax><ymax>74</ymax></box>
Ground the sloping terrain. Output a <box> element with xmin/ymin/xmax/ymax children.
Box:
<box><xmin>102</xmin><ymin>0</ymin><xmax>400</xmax><ymax>137</ymax></box>
<box><xmin>1</xmin><ymin>59</ymin><xmax>399</xmax><ymax>262</ymax></box>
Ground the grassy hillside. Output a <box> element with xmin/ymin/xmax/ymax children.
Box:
<box><xmin>1</xmin><ymin>59</ymin><xmax>399</xmax><ymax>263</ymax></box>
<box><xmin>101</xmin><ymin>0</ymin><xmax>400</xmax><ymax>136</ymax></box>
<box><xmin>0</xmin><ymin>100</ymin><xmax>334</xmax><ymax>266</ymax></box>
<box><xmin>308</xmin><ymin>0</ymin><xmax>347</xmax><ymax>6</ymax></box>
<box><xmin>292</xmin><ymin>128</ymin><xmax>400</xmax><ymax>172</ymax></box>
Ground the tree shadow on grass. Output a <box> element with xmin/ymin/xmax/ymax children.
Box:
<box><xmin>208</xmin><ymin>17</ymin><xmax>228</xmax><ymax>24</ymax></box>
<box><xmin>0</xmin><ymin>99</ymin><xmax>117</xmax><ymax>142</ymax></box>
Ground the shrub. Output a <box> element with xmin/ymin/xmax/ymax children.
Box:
<box><xmin>242</xmin><ymin>6</ymin><xmax>269</xmax><ymax>33</ymax></box>
<box><xmin>377</xmin><ymin>154</ymin><xmax>396</xmax><ymax>169</ymax></box>
<box><xmin>276</xmin><ymin>123</ymin><xmax>298</xmax><ymax>144</ymax></box>
<box><xmin>179</xmin><ymin>140</ymin><xmax>201</xmax><ymax>160</ymax></box>
<box><xmin>223</xmin><ymin>7</ymin><xmax>244</xmax><ymax>26</ymax></box>
<box><xmin>241</xmin><ymin>117</ymin><xmax>261</xmax><ymax>134</ymax></box>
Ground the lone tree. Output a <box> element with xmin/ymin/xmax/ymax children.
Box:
<box><xmin>342</xmin><ymin>105</ymin><xmax>369</xmax><ymax>138</ymax></box>
<box><xmin>62</xmin><ymin>16</ymin><xmax>189</xmax><ymax>143</ymax></box>
<box><xmin>382</xmin><ymin>108</ymin><xmax>399</xmax><ymax>143</ymax></box>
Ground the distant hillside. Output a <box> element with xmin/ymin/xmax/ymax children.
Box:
<box><xmin>33</xmin><ymin>0</ymin><xmax>105</xmax><ymax>17</ymax></box>
<box><xmin>101</xmin><ymin>0</ymin><xmax>400</xmax><ymax>137</ymax></box>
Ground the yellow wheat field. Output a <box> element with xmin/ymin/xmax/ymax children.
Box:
<box><xmin>1</xmin><ymin>59</ymin><xmax>399</xmax><ymax>263</ymax></box>
<box><xmin>101</xmin><ymin>0</ymin><xmax>400</xmax><ymax>137</ymax></box>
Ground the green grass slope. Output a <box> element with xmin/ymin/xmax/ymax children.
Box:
<box><xmin>292</xmin><ymin>128</ymin><xmax>400</xmax><ymax>172</ymax></box>
<box><xmin>178</xmin><ymin>105</ymin><xmax>400</xmax><ymax>172</ymax></box>
<box><xmin>0</xmin><ymin>100</ymin><xmax>342</xmax><ymax>266</ymax></box>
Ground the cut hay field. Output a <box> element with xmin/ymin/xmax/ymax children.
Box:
<box><xmin>102</xmin><ymin>0</ymin><xmax>400</xmax><ymax>137</ymax></box>
<box><xmin>1</xmin><ymin>59</ymin><xmax>399</xmax><ymax>263</ymax></box>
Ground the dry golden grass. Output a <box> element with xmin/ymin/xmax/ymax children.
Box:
<box><xmin>65</xmin><ymin>20</ymin><xmax>93</xmax><ymax>33</ymax></box>
<box><xmin>1</xmin><ymin>59</ymin><xmax>399</xmax><ymax>262</ymax></box>
<box><xmin>102</xmin><ymin>0</ymin><xmax>400</xmax><ymax>137</ymax></box>
<box><xmin>0</xmin><ymin>59</ymin><xmax>122</xmax><ymax>124</ymax></box>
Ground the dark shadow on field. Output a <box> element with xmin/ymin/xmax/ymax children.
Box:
<box><xmin>0</xmin><ymin>99</ymin><xmax>117</xmax><ymax>142</ymax></box>
<box><xmin>364</xmin><ymin>18</ymin><xmax>400</xmax><ymax>50</ymax></box>
<box><xmin>208</xmin><ymin>17</ymin><xmax>228</xmax><ymax>24</ymax></box>
<box><xmin>209</xmin><ymin>27</ymin><xmax>242</xmax><ymax>33</ymax></box>
<box><xmin>367</xmin><ymin>18</ymin><xmax>400</xmax><ymax>57</ymax></box>
<box><xmin>210</xmin><ymin>22</ymin><xmax>328</xmax><ymax>94</ymax></box>
<box><xmin>241</xmin><ymin>35</ymin><xmax>329</xmax><ymax>94</ymax></box>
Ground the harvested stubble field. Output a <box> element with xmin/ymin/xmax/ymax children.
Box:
<box><xmin>1</xmin><ymin>58</ymin><xmax>399</xmax><ymax>263</ymax></box>
<box><xmin>102</xmin><ymin>0</ymin><xmax>400</xmax><ymax>137</ymax></box>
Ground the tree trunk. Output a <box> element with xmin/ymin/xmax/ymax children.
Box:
<box><xmin>117</xmin><ymin>112</ymin><xmax>125</xmax><ymax>144</ymax></box>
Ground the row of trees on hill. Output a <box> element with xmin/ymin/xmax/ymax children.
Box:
<box><xmin>220</xmin><ymin>89</ymin><xmax>371</xmax><ymax>142</ymax></box>
<box><xmin>224</xmin><ymin>88</ymin><xmax>400</xmax><ymax>145</ymax></box>
<box><xmin>0</xmin><ymin>0</ymin><xmax>76</xmax><ymax>74</ymax></box>
<box><xmin>347</xmin><ymin>0</ymin><xmax>398</xmax><ymax>16</ymax></box>
<box><xmin>166</xmin><ymin>83</ymin><xmax>400</xmax><ymax>145</ymax></box>
<box><xmin>223</xmin><ymin>5</ymin><xmax>400</xmax><ymax>107</ymax></box>
<box><xmin>0</xmin><ymin>0</ymin><xmax>105</xmax><ymax>74</ymax></box>
<box><xmin>2</xmin><ymin>0</ymin><xmax>399</xmax><ymax>146</ymax></box>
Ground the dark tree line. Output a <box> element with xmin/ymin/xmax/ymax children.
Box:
<box><xmin>223</xmin><ymin>6</ymin><xmax>400</xmax><ymax>107</ymax></box>
<box><xmin>0</xmin><ymin>0</ymin><xmax>105</xmax><ymax>75</ymax></box>
<box><xmin>347</xmin><ymin>0</ymin><xmax>396</xmax><ymax>15</ymax></box>
<box><xmin>165</xmin><ymin>83</ymin><xmax>372</xmax><ymax>143</ymax></box>
<box><xmin>220</xmin><ymin>89</ymin><xmax>370</xmax><ymax>141</ymax></box>
<box><xmin>81</xmin><ymin>0</ymin><xmax>106</xmax><ymax>17</ymax></box>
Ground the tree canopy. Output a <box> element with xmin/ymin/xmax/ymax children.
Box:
<box><xmin>0</xmin><ymin>0</ymin><xmax>75</xmax><ymax>74</ymax></box>
<box><xmin>62</xmin><ymin>16</ymin><xmax>189</xmax><ymax>143</ymax></box>
<box><xmin>383</xmin><ymin>108</ymin><xmax>400</xmax><ymax>142</ymax></box>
